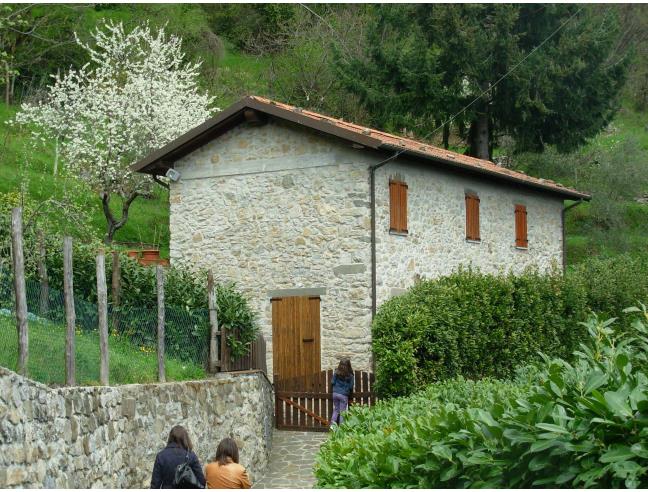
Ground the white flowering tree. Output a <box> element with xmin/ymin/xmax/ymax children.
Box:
<box><xmin>15</xmin><ymin>21</ymin><xmax>215</xmax><ymax>243</ymax></box>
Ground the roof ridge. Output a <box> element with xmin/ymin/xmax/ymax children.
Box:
<box><xmin>251</xmin><ymin>95</ymin><xmax>501</xmax><ymax>167</ymax></box>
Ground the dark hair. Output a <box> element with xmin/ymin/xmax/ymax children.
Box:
<box><xmin>214</xmin><ymin>437</ymin><xmax>239</xmax><ymax>465</ymax></box>
<box><xmin>167</xmin><ymin>425</ymin><xmax>193</xmax><ymax>451</ymax></box>
<box><xmin>335</xmin><ymin>358</ymin><xmax>353</xmax><ymax>379</ymax></box>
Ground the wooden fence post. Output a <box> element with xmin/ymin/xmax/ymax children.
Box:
<box><xmin>63</xmin><ymin>236</ymin><xmax>76</xmax><ymax>386</ymax></box>
<box><xmin>156</xmin><ymin>265</ymin><xmax>166</xmax><ymax>383</ymax></box>
<box><xmin>220</xmin><ymin>323</ymin><xmax>228</xmax><ymax>372</ymax></box>
<box><xmin>111</xmin><ymin>251</ymin><xmax>120</xmax><ymax>331</ymax></box>
<box><xmin>207</xmin><ymin>270</ymin><xmax>220</xmax><ymax>374</ymax></box>
<box><xmin>96</xmin><ymin>250</ymin><xmax>109</xmax><ymax>385</ymax></box>
<box><xmin>11</xmin><ymin>207</ymin><xmax>28</xmax><ymax>376</ymax></box>
<box><xmin>37</xmin><ymin>230</ymin><xmax>49</xmax><ymax>317</ymax></box>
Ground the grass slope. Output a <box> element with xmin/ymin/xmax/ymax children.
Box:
<box><xmin>1</xmin><ymin>32</ymin><xmax>645</xmax><ymax>266</ymax></box>
<box><xmin>0</xmin><ymin>94</ymin><xmax>170</xmax><ymax>253</ymax></box>
<box><xmin>0</xmin><ymin>314</ymin><xmax>205</xmax><ymax>385</ymax></box>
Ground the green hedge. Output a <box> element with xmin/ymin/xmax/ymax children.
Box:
<box><xmin>372</xmin><ymin>268</ymin><xmax>588</xmax><ymax>397</ymax></box>
<box><xmin>567</xmin><ymin>252</ymin><xmax>648</xmax><ymax>319</ymax></box>
<box><xmin>316</xmin><ymin>308</ymin><xmax>648</xmax><ymax>488</ymax></box>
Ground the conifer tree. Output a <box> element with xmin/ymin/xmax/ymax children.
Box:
<box><xmin>337</xmin><ymin>5</ymin><xmax>628</xmax><ymax>159</ymax></box>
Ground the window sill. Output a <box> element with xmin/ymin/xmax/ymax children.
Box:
<box><xmin>515</xmin><ymin>246</ymin><xmax>529</xmax><ymax>251</ymax></box>
<box><xmin>389</xmin><ymin>229</ymin><xmax>409</xmax><ymax>237</ymax></box>
<box><xmin>465</xmin><ymin>239</ymin><xmax>481</xmax><ymax>244</ymax></box>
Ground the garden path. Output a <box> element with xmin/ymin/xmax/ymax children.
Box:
<box><xmin>253</xmin><ymin>430</ymin><xmax>328</xmax><ymax>489</ymax></box>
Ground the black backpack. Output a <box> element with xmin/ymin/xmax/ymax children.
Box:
<box><xmin>173</xmin><ymin>453</ymin><xmax>203</xmax><ymax>489</ymax></box>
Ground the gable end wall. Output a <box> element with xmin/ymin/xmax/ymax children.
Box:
<box><xmin>169</xmin><ymin>121</ymin><xmax>376</xmax><ymax>376</ymax></box>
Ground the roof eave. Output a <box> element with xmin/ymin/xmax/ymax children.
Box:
<box><xmin>381</xmin><ymin>144</ymin><xmax>591</xmax><ymax>201</ymax></box>
<box><xmin>130</xmin><ymin>96</ymin><xmax>383</xmax><ymax>175</ymax></box>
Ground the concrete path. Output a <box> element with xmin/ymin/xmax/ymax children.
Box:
<box><xmin>253</xmin><ymin>431</ymin><xmax>329</xmax><ymax>489</ymax></box>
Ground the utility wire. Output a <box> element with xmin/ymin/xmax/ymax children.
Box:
<box><xmin>299</xmin><ymin>3</ymin><xmax>584</xmax><ymax>156</ymax></box>
<box><xmin>415</xmin><ymin>6</ymin><xmax>584</xmax><ymax>149</ymax></box>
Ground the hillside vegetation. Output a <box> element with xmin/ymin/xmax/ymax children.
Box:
<box><xmin>0</xmin><ymin>4</ymin><xmax>646</xmax><ymax>264</ymax></box>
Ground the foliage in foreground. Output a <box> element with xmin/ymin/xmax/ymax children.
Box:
<box><xmin>372</xmin><ymin>268</ymin><xmax>588</xmax><ymax>397</ymax></box>
<box><xmin>316</xmin><ymin>307</ymin><xmax>648</xmax><ymax>488</ymax></box>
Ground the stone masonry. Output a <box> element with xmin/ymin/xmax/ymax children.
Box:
<box><xmin>170</xmin><ymin>121</ymin><xmax>376</xmax><ymax>376</ymax></box>
<box><xmin>374</xmin><ymin>160</ymin><xmax>564</xmax><ymax>306</ymax></box>
<box><xmin>0</xmin><ymin>367</ymin><xmax>273</xmax><ymax>488</ymax></box>
<box><xmin>169</xmin><ymin>119</ymin><xmax>564</xmax><ymax>376</ymax></box>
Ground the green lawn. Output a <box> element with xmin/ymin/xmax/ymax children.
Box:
<box><xmin>0</xmin><ymin>314</ymin><xmax>205</xmax><ymax>385</ymax></box>
<box><xmin>0</xmin><ymin>102</ymin><xmax>171</xmax><ymax>256</ymax></box>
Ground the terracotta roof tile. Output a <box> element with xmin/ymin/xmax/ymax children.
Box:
<box><xmin>249</xmin><ymin>95</ymin><xmax>590</xmax><ymax>200</ymax></box>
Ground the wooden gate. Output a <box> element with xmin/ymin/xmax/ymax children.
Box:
<box><xmin>275</xmin><ymin>369</ymin><xmax>376</xmax><ymax>431</ymax></box>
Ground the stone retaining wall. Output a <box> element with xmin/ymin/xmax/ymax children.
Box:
<box><xmin>0</xmin><ymin>368</ymin><xmax>273</xmax><ymax>488</ymax></box>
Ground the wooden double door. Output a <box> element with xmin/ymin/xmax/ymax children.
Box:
<box><xmin>271</xmin><ymin>296</ymin><xmax>321</xmax><ymax>381</ymax></box>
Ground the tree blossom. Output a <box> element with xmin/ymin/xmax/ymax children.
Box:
<box><xmin>14</xmin><ymin>21</ymin><xmax>216</xmax><ymax>243</ymax></box>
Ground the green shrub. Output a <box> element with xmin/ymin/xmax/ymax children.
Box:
<box><xmin>567</xmin><ymin>252</ymin><xmax>648</xmax><ymax>319</ymax></box>
<box><xmin>316</xmin><ymin>307</ymin><xmax>648</xmax><ymax>488</ymax></box>
<box><xmin>315</xmin><ymin>376</ymin><xmax>528</xmax><ymax>488</ymax></box>
<box><xmin>372</xmin><ymin>268</ymin><xmax>588</xmax><ymax>397</ymax></box>
<box><xmin>0</xmin><ymin>239</ymin><xmax>259</xmax><ymax>362</ymax></box>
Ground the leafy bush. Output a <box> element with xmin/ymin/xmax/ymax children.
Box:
<box><xmin>316</xmin><ymin>307</ymin><xmax>648</xmax><ymax>488</ymax></box>
<box><xmin>316</xmin><ymin>376</ymin><xmax>528</xmax><ymax>488</ymax></box>
<box><xmin>567</xmin><ymin>252</ymin><xmax>648</xmax><ymax>320</ymax></box>
<box><xmin>372</xmin><ymin>268</ymin><xmax>588</xmax><ymax>397</ymax></box>
<box><xmin>1</xmin><ymin>238</ymin><xmax>259</xmax><ymax>361</ymax></box>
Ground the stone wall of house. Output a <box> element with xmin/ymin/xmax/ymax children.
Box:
<box><xmin>168</xmin><ymin>118</ymin><xmax>565</xmax><ymax>376</ymax></box>
<box><xmin>374</xmin><ymin>159</ymin><xmax>564</xmax><ymax>305</ymax></box>
<box><xmin>0</xmin><ymin>368</ymin><xmax>273</xmax><ymax>488</ymax></box>
<box><xmin>170</xmin><ymin>120</ymin><xmax>376</xmax><ymax>376</ymax></box>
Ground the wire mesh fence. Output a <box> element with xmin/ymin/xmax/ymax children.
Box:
<box><xmin>0</xmin><ymin>274</ymin><xmax>210</xmax><ymax>386</ymax></box>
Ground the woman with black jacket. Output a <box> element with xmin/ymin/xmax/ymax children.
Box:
<box><xmin>151</xmin><ymin>425</ymin><xmax>206</xmax><ymax>488</ymax></box>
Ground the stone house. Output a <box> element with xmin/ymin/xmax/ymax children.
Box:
<box><xmin>132</xmin><ymin>96</ymin><xmax>590</xmax><ymax>380</ymax></box>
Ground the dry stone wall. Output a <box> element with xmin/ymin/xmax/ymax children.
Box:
<box><xmin>0</xmin><ymin>368</ymin><xmax>273</xmax><ymax>488</ymax></box>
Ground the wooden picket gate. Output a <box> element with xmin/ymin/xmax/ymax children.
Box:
<box><xmin>274</xmin><ymin>369</ymin><xmax>376</xmax><ymax>431</ymax></box>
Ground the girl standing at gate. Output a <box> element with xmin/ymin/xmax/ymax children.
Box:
<box><xmin>330</xmin><ymin>358</ymin><xmax>354</xmax><ymax>428</ymax></box>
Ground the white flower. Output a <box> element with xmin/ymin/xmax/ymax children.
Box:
<box><xmin>14</xmin><ymin>20</ymin><xmax>215</xmax><ymax>202</ymax></box>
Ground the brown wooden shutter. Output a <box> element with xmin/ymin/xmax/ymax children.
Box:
<box><xmin>465</xmin><ymin>193</ymin><xmax>480</xmax><ymax>241</ymax></box>
<box><xmin>389</xmin><ymin>180</ymin><xmax>408</xmax><ymax>234</ymax></box>
<box><xmin>389</xmin><ymin>181</ymin><xmax>398</xmax><ymax>231</ymax></box>
<box><xmin>515</xmin><ymin>204</ymin><xmax>528</xmax><ymax>248</ymax></box>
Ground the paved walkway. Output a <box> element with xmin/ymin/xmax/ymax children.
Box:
<box><xmin>254</xmin><ymin>431</ymin><xmax>329</xmax><ymax>489</ymax></box>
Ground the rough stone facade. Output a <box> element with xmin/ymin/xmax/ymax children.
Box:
<box><xmin>374</xmin><ymin>160</ymin><xmax>564</xmax><ymax>306</ymax></box>
<box><xmin>0</xmin><ymin>368</ymin><xmax>273</xmax><ymax>488</ymax></box>
<box><xmin>169</xmin><ymin>119</ymin><xmax>564</xmax><ymax>376</ymax></box>
<box><xmin>170</xmin><ymin>121</ymin><xmax>376</xmax><ymax>376</ymax></box>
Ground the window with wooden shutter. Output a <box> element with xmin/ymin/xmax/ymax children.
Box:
<box><xmin>515</xmin><ymin>204</ymin><xmax>528</xmax><ymax>248</ymax></box>
<box><xmin>465</xmin><ymin>193</ymin><xmax>480</xmax><ymax>241</ymax></box>
<box><xmin>389</xmin><ymin>180</ymin><xmax>408</xmax><ymax>234</ymax></box>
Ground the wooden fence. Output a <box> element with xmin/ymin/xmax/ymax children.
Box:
<box><xmin>275</xmin><ymin>369</ymin><xmax>376</xmax><ymax>431</ymax></box>
<box><xmin>8</xmin><ymin>206</ymin><xmax>266</xmax><ymax>385</ymax></box>
<box><xmin>221</xmin><ymin>332</ymin><xmax>267</xmax><ymax>373</ymax></box>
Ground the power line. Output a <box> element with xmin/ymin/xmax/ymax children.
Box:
<box><xmin>300</xmin><ymin>3</ymin><xmax>584</xmax><ymax>156</ymax></box>
<box><xmin>416</xmin><ymin>6</ymin><xmax>584</xmax><ymax>148</ymax></box>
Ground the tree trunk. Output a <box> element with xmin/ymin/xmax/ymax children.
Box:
<box><xmin>101</xmin><ymin>191</ymin><xmax>139</xmax><ymax>244</ymax></box>
<box><xmin>53</xmin><ymin>137</ymin><xmax>59</xmax><ymax>176</ymax></box>
<box><xmin>468</xmin><ymin>113</ymin><xmax>491</xmax><ymax>160</ymax></box>
<box><xmin>5</xmin><ymin>62</ymin><xmax>10</xmax><ymax>106</ymax></box>
<box><xmin>442</xmin><ymin>123</ymin><xmax>450</xmax><ymax>150</ymax></box>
